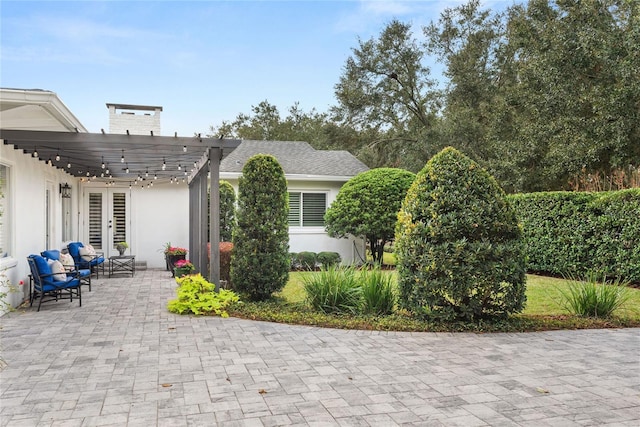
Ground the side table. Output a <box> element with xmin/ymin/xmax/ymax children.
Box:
<box><xmin>109</xmin><ymin>255</ymin><xmax>136</xmax><ymax>278</ymax></box>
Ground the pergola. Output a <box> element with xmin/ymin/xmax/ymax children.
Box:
<box><xmin>0</xmin><ymin>129</ymin><xmax>241</xmax><ymax>288</ymax></box>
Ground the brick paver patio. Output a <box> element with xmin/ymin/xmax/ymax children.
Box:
<box><xmin>1</xmin><ymin>268</ymin><xmax>638</xmax><ymax>426</ymax></box>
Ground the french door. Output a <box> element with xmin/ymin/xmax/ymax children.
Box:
<box><xmin>84</xmin><ymin>189</ymin><xmax>130</xmax><ymax>257</ymax></box>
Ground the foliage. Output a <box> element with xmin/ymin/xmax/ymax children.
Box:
<box><xmin>116</xmin><ymin>241</ymin><xmax>128</xmax><ymax>249</ymax></box>
<box><xmin>174</xmin><ymin>259</ymin><xmax>195</xmax><ymax>271</ymax></box>
<box><xmin>303</xmin><ymin>265</ymin><xmax>361</xmax><ymax>314</ymax></box>
<box><xmin>228</xmin><ymin>272</ymin><xmax>640</xmax><ymax>332</ymax></box>
<box><xmin>206</xmin><ymin>1</ymin><xmax>639</xmax><ymax>193</ymax></box>
<box><xmin>164</xmin><ymin>246</ymin><xmax>187</xmax><ymax>256</ymax></box>
<box><xmin>332</xmin><ymin>19</ymin><xmax>441</xmax><ymax>170</ymax></box>
<box><xmin>508</xmin><ymin>189</ymin><xmax>640</xmax><ymax>283</ymax></box>
<box><xmin>559</xmin><ymin>273</ymin><xmax>633</xmax><ymax>318</ymax></box>
<box><xmin>395</xmin><ymin>147</ymin><xmax>527</xmax><ymax>321</ymax></box>
<box><xmin>219</xmin><ymin>180</ymin><xmax>236</xmax><ymax>242</ymax></box>
<box><xmin>219</xmin><ymin>242</ymin><xmax>233</xmax><ymax>285</ymax></box>
<box><xmin>289</xmin><ymin>253</ymin><xmax>301</xmax><ymax>271</ymax></box>
<box><xmin>325</xmin><ymin>168</ymin><xmax>416</xmax><ymax>264</ymax></box>
<box><xmin>231</xmin><ymin>154</ymin><xmax>290</xmax><ymax>301</ymax></box>
<box><xmin>296</xmin><ymin>251</ymin><xmax>317</xmax><ymax>270</ymax></box>
<box><xmin>317</xmin><ymin>252</ymin><xmax>341</xmax><ymax>268</ymax></box>
<box><xmin>168</xmin><ymin>274</ymin><xmax>239</xmax><ymax>316</ymax></box>
<box><xmin>360</xmin><ymin>267</ymin><xmax>396</xmax><ymax>316</ymax></box>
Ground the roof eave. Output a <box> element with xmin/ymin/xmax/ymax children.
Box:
<box><xmin>220</xmin><ymin>172</ymin><xmax>357</xmax><ymax>182</ymax></box>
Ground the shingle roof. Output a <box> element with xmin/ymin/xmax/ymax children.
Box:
<box><xmin>220</xmin><ymin>140</ymin><xmax>369</xmax><ymax>177</ymax></box>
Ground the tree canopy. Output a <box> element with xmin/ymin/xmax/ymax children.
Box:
<box><xmin>208</xmin><ymin>0</ymin><xmax>639</xmax><ymax>193</ymax></box>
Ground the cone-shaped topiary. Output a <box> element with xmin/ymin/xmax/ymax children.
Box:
<box><xmin>219</xmin><ymin>180</ymin><xmax>236</xmax><ymax>242</ymax></box>
<box><xmin>231</xmin><ymin>154</ymin><xmax>289</xmax><ymax>301</ymax></box>
<box><xmin>395</xmin><ymin>147</ymin><xmax>526</xmax><ymax>320</ymax></box>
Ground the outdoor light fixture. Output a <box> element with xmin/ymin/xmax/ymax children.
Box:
<box><xmin>126</xmin><ymin>164</ymin><xmax>130</xmax><ymax>173</ymax></box>
<box><xmin>162</xmin><ymin>158</ymin><xmax>166</xmax><ymax>170</ymax></box>
<box><xmin>33</xmin><ymin>147</ymin><xmax>38</xmax><ymax>158</ymax></box>
<box><xmin>105</xmin><ymin>167</ymin><xmax>110</xmax><ymax>175</ymax></box>
<box><xmin>101</xmin><ymin>157</ymin><xmax>105</xmax><ymax>169</ymax></box>
<box><xmin>121</xmin><ymin>150</ymin><xmax>125</xmax><ymax>163</ymax></box>
<box><xmin>178</xmin><ymin>164</ymin><xmax>181</xmax><ymax>170</ymax></box>
<box><xmin>145</xmin><ymin>168</ymin><xmax>149</xmax><ymax>178</ymax></box>
<box><xmin>59</xmin><ymin>183</ymin><xmax>71</xmax><ymax>198</ymax></box>
<box><xmin>67</xmin><ymin>160</ymin><xmax>71</xmax><ymax>169</ymax></box>
<box><xmin>55</xmin><ymin>152</ymin><xmax>60</xmax><ymax>162</ymax></box>
<box><xmin>183</xmin><ymin>145</ymin><xmax>187</xmax><ymax>152</ymax></box>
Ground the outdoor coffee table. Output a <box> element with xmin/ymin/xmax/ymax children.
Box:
<box><xmin>108</xmin><ymin>255</ymin><xmax>136</xmax><ymax>278</ymax></box>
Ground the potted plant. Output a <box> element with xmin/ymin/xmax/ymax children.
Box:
<box><xmin>164</xmin><ymin>245</ymin><xmax>188</xmax><ymax>276</ymax></box>
<box><xmin>116</xmin><ymin>241</ymin><xmax>128</xmax><ymax>256</ymax></box>
<box><xmin>173</xmin><ymin>259</ymin><xmax>195</xmax><ymax>278</ymax></box>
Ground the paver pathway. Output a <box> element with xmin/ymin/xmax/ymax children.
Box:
<box><xmin>1</xmin><ymin>269</ymin><xmax>638</xmax><ymax>426</ymax></box>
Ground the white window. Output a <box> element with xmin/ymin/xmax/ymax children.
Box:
<box><xmin>0</xmin><ymin>164</ymin><xmax>11</xmax><ymax>257</ymax></box>
<box><xmin>288</xmin><ymin>192</ymin><xmax>327</xmax><ymax>227</ymax></box>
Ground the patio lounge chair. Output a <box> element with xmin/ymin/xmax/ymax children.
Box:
<box><xmin>27</xmin><ymin>255</ymin><xmax>82</xmax><ymax>312</ymax></box>
<box><xmin>67</xmin><ymin>242</ymin><xmax>105</xmax><ymax>278</ymax></box>
<box><xmin>41</xmin><ymin>249</ymin><xmax>92</xmax><ymax>291</ymax></box>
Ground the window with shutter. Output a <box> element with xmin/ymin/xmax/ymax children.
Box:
<box><xmin>288</xmin><ymin>191</ymin><xmax>327</xmax><ymax>227</ymax></box>
<box><xmin>112</xmin><ymin>192</ymin><xmax>127</xmax><ymax>246</ymax></box>
<box><xmin>88</xmin><ymin>193</ymin><xmax>103</xmax><ymax>249</ymax></box>
<box><xmin>302</xmin><ymin>193</ymin><xmax>326</xmax><ymax>227</ymax></box>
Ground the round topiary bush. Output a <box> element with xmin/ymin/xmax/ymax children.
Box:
<box><xmin>324</xmin><ymin>168</ymin><xmax>416</xmax><ymax>264</ymax></box>
<box><xmin>395</xmin><ymin>147</ymin><xmax>527</xmax><ymax>320</ymax></box>
<box><xmin>231</xmin><ymin>154</ymin><xmax>290</xmax><ymax>301</ymax></box>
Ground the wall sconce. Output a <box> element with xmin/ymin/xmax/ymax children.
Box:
<box><xmin>59</xmin><ymin>183</ymin><xmax>71</xmax><ymax>199</ymax></box>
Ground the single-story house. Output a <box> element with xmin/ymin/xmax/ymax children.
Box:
<box><xmin>0</xmin><ymin>88</ymin><xmax>368</xmax><ymax>313</ymax></box>
<box><xmin>220</xmin><ymin>140</ymin><xmax>368</xmax><ymax>261</ymax></box>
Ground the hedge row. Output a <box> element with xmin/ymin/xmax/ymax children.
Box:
<box><xmin>508</xmin><ymin>189</ymin><xmax>640</xmax><ymax>283</ymax></box>
<box><xmin>290</xmin><ymin>252</ymin><xmax>341</xmax><ymax>271</ymax></box>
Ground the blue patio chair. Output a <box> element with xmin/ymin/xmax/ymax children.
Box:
<box><xmin>27</xmin><ymin>255</ymin><xmax>82</xmax><ymax>312</ymax></box>
<box><xmin>67</xmin><ymin>242</ymin><xmax>105</xmax><ymax>278</ymax></box>
<box><xmin>41</xmin><ymin>249</ymin><xmax>92</xmax><ymax>291</ymax></box>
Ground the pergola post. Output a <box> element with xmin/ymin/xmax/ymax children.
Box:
<box><xmin>209</xmin><ymin>148</ymin><xmax>221</xmax><ymax>291</ymax></box>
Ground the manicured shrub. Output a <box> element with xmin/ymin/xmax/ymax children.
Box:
<box><xmin>289</xmin><ymin>253</ymin><xmax>301</xmax><ymax>271</ymax></box>
<box><xmin>303</xmin><ymin>265</ymin><xmax>361</xmax><ymax>314</ymax></box>
<box><xmin>168</xmin><ymin>274</ymin><xmax>239</xmax><ymax>316</ymax></box>
<box><xmin>360</xmin><ymin>267</ymin><xmax>396</xmax><ymax>316</ymax></box>
<box><xmin>317</xmin><ymin>251</ymin><xmax>341</xmax><ymax>268</ymax></box>
<box><xmin>231</xmin><ymin>155</ymin><xmax>290</xmax><ymax>301</ymax></box>
<box><xmin>508</xmin><ymin>189</ymin><xmax>640</xmax><ymax>283</ymax></box>
<box><xmin>297</xmin><ymin>251</ymin><xmax>317</xmax><ymax>271</ymax></box>
<box><xmin>219</xmin><ymin>180</ymin><xmax>236</xmax><ymax>242</ymax></box>
<box><xmin>395</xmin><ymin>147</ymin><xmax>527</xmax><ymax>320</ymax></box>
<box><xmin>559</xmin><ymin>272</ymin><xmax>632</xmax><ymax>318</ymax></box>
<box><xmin>325</xmin><ymin>168</ymin><xmax>416</xmax><ymax>264</ymax></box>
<box><xmin>219</xmin><ymin>242</ymin><xmax>233</xmax><ymax>286</ymax></box>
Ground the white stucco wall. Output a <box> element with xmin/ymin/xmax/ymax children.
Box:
<box><xmin>129</xmin><ymin>182</ymin><xmax>190</xmax><ymax>268</ymax></box>
<box><xmin>1</xmin><ymin>141</ymin><xmax>80</xmax><ymax>309</ymax></box>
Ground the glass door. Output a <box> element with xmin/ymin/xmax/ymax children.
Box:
<box><xmin>85</xmin><ymin>189</ymin><xmax>130</xmax><ymax>257</ymax></box>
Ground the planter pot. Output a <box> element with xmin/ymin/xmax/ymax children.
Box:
<box><xmin>174</xmin><ymin>267</ymin><xmax>193</xmax><ymax>278</ymax></box>
<box><xmin>117</xmin><ymin>248</ymin><xmax>126</xmax><ymax>256</ymax></box>
<box><xmin>167</xmin><ymin>254</ymin><xmax>186</xmax><ymax>277</ymax></box>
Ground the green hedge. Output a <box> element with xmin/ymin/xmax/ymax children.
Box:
<box><xmin>508</xmin><ymin>189</ymin><xmax>640</xmax><ymax>283</ymax></box>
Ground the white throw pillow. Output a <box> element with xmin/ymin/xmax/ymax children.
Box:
<box><xmin>79</xmin><ymin>247</ymin><xmax>95</xmax><ymax>261</ymax></box>
<box><xmin>60</xmin><ymin>253</ymin><xmax>75</xmax><ymax>270</ymax></box>
<box><xmin>51</xmin><ymin>260</ymin><xmax>67</xmax><ymax>281</ymax></box>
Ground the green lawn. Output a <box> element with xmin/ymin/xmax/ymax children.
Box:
<box><xmin>235</xmin><ymin>271</ymin><xmax>640</xmax><ymax>332</ymax></box>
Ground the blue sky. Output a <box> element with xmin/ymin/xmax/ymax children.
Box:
<box><xmin>1</xmin><ymin>1</ymin><xmax>511</xmax><ymax>136</ymax></box>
